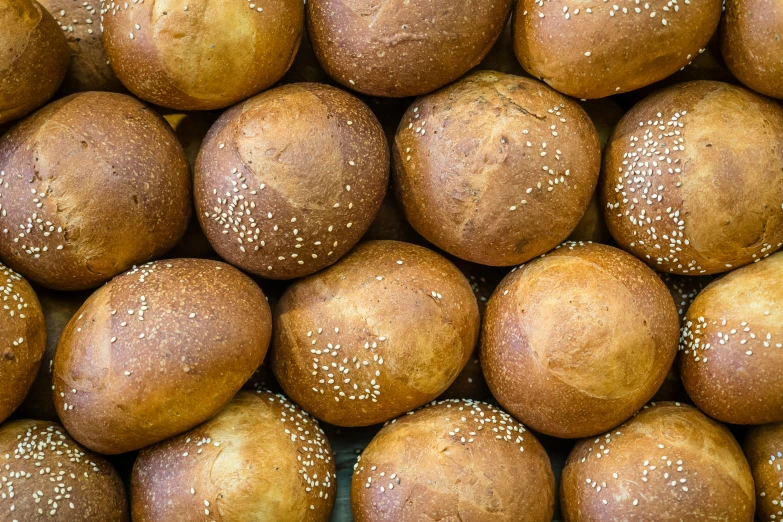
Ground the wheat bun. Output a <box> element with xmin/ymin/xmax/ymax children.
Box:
<box><xmin>52</xmin><ymin>258</ymin><xmax>273</xmax><ymax>454</ymax></box>
<box><xmin>351</xmin><ymin>399</ymin><xmax>554</xmax><ymax>522</ymax></box>
<box><xmin>722</xmin><ymin>0</ymin><xmax>783</xmax><ymax>99</ymax></box>
<box><xmin>195</xmin><ymin>83</ymin><xmax>389</xmax><ymax>280</ymax></box>
<box><xmin>0</xmin><ymin>263</ymin><xmax>45</xmax><ymax>424</ymax></box>
<box><xmin>679</xmin><ymin>252</ymin><xmax>783</xmax><ymax>425</ymax></box>
<box><xmin>0</xmin><ymin>419</ymin><xmax>128</xmax><ymax>520</ymax></box>
<box><xmin>560</xmin><ymin>402</ymin><xmax>755</xmax><ymax>521</ymax></box>
<box><xmin>601</xmin><ymin>81</ymin><xmax>783</xmax><ymax>275</ymax></box>
<box><xmin>270</xmin><ymin>240</ymin><xmax>479</xmax><ymax>427</ymax></box>
<box><xmin>0</xmin><ymin>92</ymin><xmax>191</xmax><ymax>290</ymax></box>
<box><xmin>307</xmin><ymin>0</ymin><xmax>513</xmax><ymax>97</ymax></box>
<box><xmin>132</xmin><ymin>391</ymin><xmax>335</xmax><ymax>522</ymax></box>
<box><xmin>513</xmin><ymin>0</ymin><xmax>721</xmax><ymax>99</ymax></box>
<box><xmin>394</xmin><ymin>71</ymin><xmax>601</xmax><ymax>266</ymax></box>
<box><xmin>481</xmin><ymin>242</ymin><xmax>679</xmax><ymax>438</ymax></box>
<box><xmin>0</xmin><ymin>0</ymin><xmax>70</xmax><ymax>125</ymax></box>
<box><xmin>744</xmin><ymin>421</ymin><xmax>783</xmax><ymax>522</ymax></box>
<box><xmin>101</xmin><ymin>0</ymin><xmax>304</xmax><ymax>110</ymax></box>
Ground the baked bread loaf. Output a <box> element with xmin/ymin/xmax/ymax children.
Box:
<box><xmin>0</xmin><ymin>0</ymin><xmax>70</xmax><ymax>124</ymax></box>
<box><xmin>271</xmin><ymin>240</ymin><xmax>479</xmax><ymax>426</ymax></box>
<box><xmin>744</xmin><ymin>421</ymin><xmax>783</xmax><ymax>522</ymax></box>
<box><xmin>561</xmin><ymin>402</ymin><xmax>755</xmax><ymax>521</ymax></box>
<box><xmin>351</xmin><ymin>399</ymin><xmax>554</xmax><ymax>522</ymax></box>
<box><xmin>394</xmin><ymin>71</ymin><xmax>601</xmax><ymax>266</ymax></box>
<box><xmin>513</xmin><ymin>0</ymin><xmax>721</xmax><ymax>99</ymax></box>
<box><xmin>132</xmin><ymin>391</ymin><xmax>335</xmax><ymax>522</ymax></box>
<box><xmin>481</xmin><ymin>242</ymin><xmax>679</xmax><ymax>438</ymax></box>
<box><xmin>52</xmin><ymin>258</ymin><xmax>273</xmax><ymax>454</ymax></box>
<box><xmin>0</xmin><ymin>419</ymin><xmax>128</xmax><ymax>520</ymax></box>
<box><xmin>195</xmin><ymin>83</ymin><xmax>389</xmax><ymax>280</ymax></box>
<box><xmin>102</xmin><ymin>0</ymin><xmax>304</xmax><ymax>110</ymax></box>
<box><xmin>307</xmin><ymin>0</ymin><xmax>513</xmax><ymax>97</ymax></box>
<box><xmin>0</xmin><ymin>263</ymin><xmax>45</xmax><ymax>423</ymax></box>
<box><xmin>680</xmin><ymin>252</ymin><xmax>783</xmax><ymax>424</ymax></box>
<box><xmin>601</xmin><ymin>81</ymin><xmax>783</xmax><ymax>275</ymax></box>
<box><xmin>0</xmin><ymin>92</ymin><xmax>191</xmax><ymax>290</ymax></box>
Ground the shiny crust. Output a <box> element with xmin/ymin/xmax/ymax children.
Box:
<box><xmin>744</xmin><ymin>421</ymin><xmax>783</xmax><ymax>521</ymax></box>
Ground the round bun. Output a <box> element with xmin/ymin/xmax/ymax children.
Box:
<box><xmin>271</xmin><ymin>240</ymin><xmax>479</xmax><ymax>427</ymax></box>
<box><xmin>0</xmin><ymin>419</ymin><xmax>128</xmax><ymax>521</ymax></box>
<box><xmin>195</xmin><ymin>83</ymin><xmax>388</xmax><ymax>280</ymax></box>
<box><xmin>722</xmin><ymin>0</ymin><xmax>783</xmax><ymax>99</ymax></box>
<box><xmin>680</xmin><ymin>252</ymin><xmax>783</xmax><ymax>424</ymax></box>
<box><xmin>101</xmin><ymin>0</ymin><xmax>304</xmax><ymax>110</ymax></box>
<box><xmin>744</xmin><ymin>421</ymin><xmax>783</xmax><ymax>522</ymax></box>
<box><xmin>0</xmin><ymin>263</ymin><xmax>45</xmax><ymax>423</ymax></box>
<box><xmin>394</xmin><ymin>71</ymin><xmax>600</xmax><ymax>266</ymax></box>
<box><xmin>513</xmin><ymin>0</ymin><xmax>721</xmax><ymax>99</ymax></box>
<box><xmin>351</xmin><ymin>399</ymin><xmax>554</xmax><ymax>522</ymax></box>
<box><xmin>52</xmin><ymin>258</ymin><xmax>273</xmax><ymax>454</ymax></box>
<box><xmin>481</xmin><ymin>242</ymin><xmax>679</xmax><ymax>438</ymax></box>
<box><xmin>132</xmin><ymin>391</ymin><xmax>335</xmax><ymax>522</ymax></box>
<box><xmin>0</xmin><ymin>0</ymin><xmax>70</xmax><ymax>124</ymax></box>
<box><xmin>0</xmin><ymin>92</ymin><xmax>191</xmax><ymax>290</ymax></box>
<box><xmin>307</xmin><ymin>0</ymin><xmax>513</xmax><ymax>97</ymax></box>
<box><xmin>601</xmin><ymin>81</ymin><xmax>783</xmax><ymax>275</ymax></box>
<box><xmin>561</xmin><ymin>402</ymin><xmax>755</xmax><ymax>521</ymax></box>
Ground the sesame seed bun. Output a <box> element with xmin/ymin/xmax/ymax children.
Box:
<box><xmin>0</xmin><ymin>0</ymin><xmax>70</xmax><ymax>125</ymax></box>
<box><xmin>744</xmin><ymin>421</ymin><xmax>783</xmax><ymax>522</ymax></box>
<box><xmin>101</xmin><ymin>0</ymin><xmax>304</xmax><ymax>110</ymax></box>
<box><xmin>307</xmin><ymin>0</ymin><xmax>513</xmax><ymax>97</ymax></box>
<box><xmin>561</xmin><ymin>402</ymin><xmax>755</xmax><ymax>521</ymax></box>
<box><xmin>393</xmin><ymin>71</ymin><xmax>601</xmax><ymax>266</ymax></box>
<box><xmin>351</xmin><ymin>399</ymin><xmax>555</xmax><ymax>522</ymax></box>
<box><xmin>601</xmin><ymin>81</ymin><xmax>783</xmax><ymax>275</ymax></box>
<box><xmin>270</xmin><ymin>240</ymin><xmax>480</xmax><ymax>427</ymax></box>
<box><xmin>132</xmin><ymin>391</ymin><xmax>335</xmax><ymax>522</ymax></box>
<box><xmin>0</xmin><ymin>419</ymin><xmax>128</xmax><ymax>520</ymax></box>
<box><xmin>513</xmin><ymin>0</ymin><xmax>722</xmax><ymax>99</ymax></box>
<box><xmin>481</xmin><ymin>242</ymin><xmax>679</xmax><ymax>438</ymax></box>
<box><xmin>52</xmin><ymin>258</ymin><xmax>273</xmax><ymax>454</ymax></box>
<box><xmin>680</xmin><ymin>252</ymin><xmax>783</xmax><ymax>425</ymax></box>
<box><xmin>195</xmin><ymin>83</ymin><xmax>389</xmax><ymax>280</ymax></box>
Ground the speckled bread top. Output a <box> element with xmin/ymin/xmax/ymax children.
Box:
<box><xmin>601</xmin><ymin>81</ymin><xmax>783</xmax><ymax>275</ymax></box>
<box><xmin>744</xmin><ymin>422</ymin><xmax>783</xmax><ymax>522</ymax></box>
<box><xmin>660</xmin><ymin>272</ymin><xmax>712</xmax><ymax>320</ymax></box>
<box><xmin>132</xmin><ymin>391</ymin><xmax>335</xmax><ymax>522</ymax></box>
<box><xmin>351</xmin><ymin>399</ymin><xmax>555</xmax><ymax>522</ymax></box>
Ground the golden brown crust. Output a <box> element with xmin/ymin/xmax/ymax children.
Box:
<box><xmin>270</xmin><ymin>240</ymin><xmax>480</xmax><ymax>427</ymax></box>
<box><xmin>351</xmin><ymin>399</ymin><xmax>554</xmax><ymax>522</ymax></box>
<box><xmin>744</xmin><ymin>422</ymin><xmax>783</xmax><ymax>522</ymax></box>
<box><xmin>101</xmin><ymin>0</ymin><xmax>304</xmax><ymax>110</ymax></box>
<box><xmin>601</xmin><ymin>81</ymin><xmax>783</xmax><ymax>275</ymax></box>
<box><xmin>481</xmin><ymin>242</ymin><xmax>679</xmax><ymax>438</ymax></box>
<box><xmin>307</xmin><ymin>0</ymin><xmax>513</xmax><ymax>97</ymax></box>
<box><xmin>195</xmin><ymin>83</ymin><xmax>389</xmax><ymax>280</ymax></box>
<box><xmin>52</xmin><ymin>258</ymin><xmax>273</xmax><ymax>454</ymax></box>
<box><xmin>0</xmin><ymin>0</ymin><xmax>70</xmax><ymax>124</ymax></box>
<box><xmin>560</xmin><ymin>402</ymin><xmax>755</xmax><ymax>521</ymax></box>
<box><xmin>132</xmin><ymin>391</ymin><xmax>335</xmax><ymax>522</ymax></box>
<box><xmin>394</xmin><ymin>71</ymin><xmax>601</xmax><ymax>266</ymax></box>
<box><xmin>513</xmin><ymin>0</ymin><xmax>722</xmax><ymax>99</ymax></box>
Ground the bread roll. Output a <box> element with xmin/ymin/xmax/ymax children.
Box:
<box><xmin>351</xmin><ymin>399</ymin><xmax>554</xmax><ymax>522</ymax></box>
<box><xmin>394</xmin><ymin>71</ymin><xmax>601</xmax><ymax>266</ymax></box>
<box><xmin>0</xmin><ymin>92</ymin><xmax>191</xmax><ymax>290</ymax></box>
<box><xmin>0</xmin><ymin>0</ymin><xmax>70</xmax><ymax>124</ymax></box>
<box><xmin>0</xmin><ymin>419</ymin><xmax>128</xmax><ymax>520</ymax></box>
<box><xmin>307</xmin><ymin>0</ymin><xmax>513</xmax><ymax>97</ymax></box>
<box><xmin>132</xmin><ymin>391</ymin><xmax>335</xmax><ymax>522</ymax></box>
<box><xmin>52</xmin><ymin>258</ymin><xmax>273</xmax><ymax>454</ymax></box>
<box><xmin>680</xmin><ymin>252</ymin><xmax>783</xmax><ymax>424</ymax></box>
<box><xmin>271</xmin><ymin>240</ymin><xmax>479</xmax><ymax>427</ymax></box>
<box><xmin>0</xmin><ymin>263</ymin><xmax>45</xmax><ymax>424</ymax></box>
<box><xmin>513</xmin><ymin>0</ymin><xmax>721</xmax><ymax>99</ymax></box>
<box><xmin>561</xmin><ymin>402</ymin><xmax>755</xmax><ymax>521</ymax></box>
<box><xmin>195</xmin><ymin>83</ymin><xmax>388</xmax><ymax>280</ymax></box>
<box><xmin>744</xmin><ymin>421</ymin><xmax>783</xmax><ymax>522</ymax></box>
<box><xmin>601</xmin><ymin>81</ymin><xmax>783</xmax><ymax>275</ymax></box>
<box><xmin>481</xmin><ymin>242</ymin><xmax>679</xmax><ymax>438</ymax></box>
